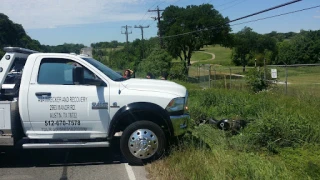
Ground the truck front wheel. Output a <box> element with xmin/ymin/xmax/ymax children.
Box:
<box><xmin>120</xmin><ymin>121</ymin><xmax>167</xmax><ymax>165</ymax></box>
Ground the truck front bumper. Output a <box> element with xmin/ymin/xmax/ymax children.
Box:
<box><xmin>170</xmin><ymin>114</ymin><xmax>190</xmax><ymax>136</ymax></box>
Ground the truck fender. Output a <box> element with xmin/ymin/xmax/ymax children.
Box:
<box><xmin>108</xmin><ymin>102</ymin><xmax>173</xmax><ymax>138</ymax></box>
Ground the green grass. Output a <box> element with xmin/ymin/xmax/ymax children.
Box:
<box><xmin>191</xmin><ymin>51</ymin><xmax>212</xmax><ymax>61</ymax></box>
<box><xmin>172</xmin><ymin>45</ymin><xmax>233</xmax><ymax>65</ymax></box>
<box><xmin>171</xmin><ymin>51</ymin><xmax>212</xmax><ymax>63</ymax></box>
<box><xmin>193</xmin><ymin>45</ymin><xmax>233</xmax><ymax>66</ymax></box>
<box><xmin>270</xmin><ymin>66</ymin><xmax>320</xmax><ymax>84</ymax></box>
<box><xmin>146</xmin><ymin>84</ymin><xmax>320</xmax><ymax>180</ymax></box>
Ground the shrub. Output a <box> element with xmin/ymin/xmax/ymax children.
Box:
<box><xmin>137</xmin><ymin>48</ymin><xmax>172</xmax><ymax>78</ymax></box>
<box><xmin>169</xmin><ymin>61</ymin><xmax>188</xmax><ymax>80</ymax></box>
<box><xmin>245</xmin><ymin>67</ymin><xmax>271</xmax><ymax>92</ymax></box>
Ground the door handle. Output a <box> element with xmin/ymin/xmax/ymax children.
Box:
<box><xmin>35</xmin><ymin>92</ymin><xmax>51</xmax><ymax>96</ymax></box>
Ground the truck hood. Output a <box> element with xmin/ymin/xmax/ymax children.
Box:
<box><xmin>121</xmin><ymin>78</ymin><xmax>187</xmax><ymax>97</ymax></box>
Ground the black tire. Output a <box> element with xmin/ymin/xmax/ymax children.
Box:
<box><xmin>217</xmin><ymin>119</ymin><xmax>230</xmax><ymax>131</ymax></box>
<box><xmin>120</xmin><ymin>121</ymin><xmax>167</xmax><ymax>165</ymax></box>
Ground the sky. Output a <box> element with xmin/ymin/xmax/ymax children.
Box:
<box><xmin>0</xmin><ymin>0</ymin><xmax>319</xmax><ymax>46</ymax></box>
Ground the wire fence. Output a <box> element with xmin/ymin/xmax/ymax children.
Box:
<box><xmin>188</xmin><ymin>65</ymin><xmax>253</xmax><ymax>90</ymax></box>
<box><xmin>188</xmin><ymin>64</ymin><xmax>320</xmax><ymax>96</ymax></box>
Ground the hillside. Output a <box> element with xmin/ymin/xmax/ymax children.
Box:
<box><xmin>0</xmin><ymin>13</ymin><xmax>85</xmax><ymax>57</ymax></box>
<box><xmin>0</xmin><ymin>13</ymin><xmax>42</xmax><ymax>56</ymax></box>
<box><xmin>195</xmin><ymin>45</ymin><xmax>233</xmax><ymax>66</ymax></box>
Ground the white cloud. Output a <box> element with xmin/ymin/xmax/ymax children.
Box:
<box><xmin>0</xmin><ymin>0</ymin><xmax>172</xmax><ymax>29</ymax></box>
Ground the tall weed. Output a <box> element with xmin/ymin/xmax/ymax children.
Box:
<box><xmin>148</xmin><ymin>82</ymin><xmax>320</xmax><ymax>179</ymax></box>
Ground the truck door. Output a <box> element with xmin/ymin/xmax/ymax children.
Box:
<box><xmin>27</xmin><ymin>57</ymin><xmax>110</xmax><ymax>139</ymax></box>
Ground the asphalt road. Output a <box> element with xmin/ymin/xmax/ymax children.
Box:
<box><xmin>0</xmin><ymin>138</ymin><xmax>148</xmax><ymax>180</ymax></box>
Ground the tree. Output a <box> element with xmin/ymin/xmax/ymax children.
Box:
<box><xmin>137</xmin><ymin>48</ymin><xmax>172</xmax><ymax>78</ymax></box>
<box><xmin>161</xmin><ymin>4</ymin><xmax>231</xmax><ymax>68</ymax></box>
<box><xmin>275</xmin><ymin>30</ymin><xmax>320</xmax><ymax>65</ymax></box>
<box><xmin>232</xmin><ymin>27</ymin><xmax>258</xmax><ymax>72</ymax></box>
<box><xmin>276</xmin><ymin>41</ymin><xmax>294</xmax><ymax>64</ymax></box>
<box><xmin>0</xmin><ymin>13</ymin><xmax>42</xmax><ymax>51</ymax></box>
<box><xmin>232</xmin><ymin>27</ymin><xmax>277</xmax><ymax>71</ymax></box>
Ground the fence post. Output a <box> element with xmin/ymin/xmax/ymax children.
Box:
<box><xmin>264</xmin><ymin>58</ymin><xmax>266</xmax><ymax>81</ymax></box>
<box><xmin>229</xmin><ymin>67</ymin><xmax>232</xmax><ymax>89</ymax></box>
<box><xmin>209</xmin><ymin>65</ymin><xmax>211</xmax><ymax>88</ymax></box>
<box><xmin>198</xmin><ymin>65</ymin><xmax>200</xmax><ymax>83</ymax></box>
<box><xmin>285</xmin><ymin>64</ymin><xmax>288</xmax><ymax>94</ymax></box>
<box><xmin>214</xmin><ymin>68</ymin><xmax>216</xmax><ymax>87</ymax></box>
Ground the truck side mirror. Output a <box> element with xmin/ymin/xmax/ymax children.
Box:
<box><xmin>73</xmin><ymin>67</ymin><xmax>84</xmax><ymax>85</ymax></box>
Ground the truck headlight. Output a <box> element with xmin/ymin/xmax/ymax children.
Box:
<box><xmin>166</xmin><ymin>96</ymin><xmax>189</xmax><ymax>115</ymax></box>
<box><xmin>166</xmin><ymin>97</ymin><xmax>185</xmax><ymax>113</ymax></box>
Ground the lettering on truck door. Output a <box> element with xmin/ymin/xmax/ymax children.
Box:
<box><xmin>27</xmin><ymin>57</ymin><xmax>110</xmax><ymax>139</ymax></box>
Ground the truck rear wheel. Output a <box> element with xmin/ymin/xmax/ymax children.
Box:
<box><xmin>120</xmin><ymin>121</ymin><xmax>166</xmax><ymax>165</ymax></box>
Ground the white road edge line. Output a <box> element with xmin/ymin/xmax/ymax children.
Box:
<box><xmin>125</xmin><ymin>163</ymin><xmax>136</xmax><ymax>180</ymax></box>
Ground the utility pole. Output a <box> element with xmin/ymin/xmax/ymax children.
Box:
<box><xmin>134</xmin><ymin>25</ymin><xmax>149</xmax><ymax>59</ymax></box>
<box><xmin>121</xmin><ymin>25</ymin><xmax>132</xmax><ymax>62</ymax></box>
<box><xmin>148</xmin><ymin>6</ymin><xmax>164</xmax><ymax>48</ymax></box>
<box><xmin>134</xmin><ymin>25</ymin><xmax>149</xmax><ymax>40</ymax></box>
<box><xmin>121</xmin><ymin>25</ymin><xmax>132</xmax><ymax>45</ymax></box>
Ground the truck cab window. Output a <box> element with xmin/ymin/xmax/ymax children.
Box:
<box><xmin>37</xmin><ymin>58</ymin><xmax>103</xmax><ymax>85</ymax></box>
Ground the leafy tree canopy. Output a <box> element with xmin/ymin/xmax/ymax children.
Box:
<box><xmin>232</xmin><ymin>27</ymin><xmax>277</xmax><ymax>71</ymax></box>
<box><xmin>161</xmin><ymin>4</ymin><xmax>231</xmax><ymax>67</ymax></box>
<box><xmin>0</xmin><ymin>13</ymin><xmax>86</xmax><ymax>56</ymax></box>
<box><xmin>137</xmin><ymin>47</ymin><xmax>172</xmax><ymax>78</ymax></box>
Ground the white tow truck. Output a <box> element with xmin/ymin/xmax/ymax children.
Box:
<box><xmin>0</xmin><ymin>47</ymin><xmax>189</xmax><ymax>165</ymax></box>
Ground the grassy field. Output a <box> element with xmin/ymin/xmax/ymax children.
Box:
<box><xmin>270</xmin><ymin>66</ymin><xmax>320</xmax><ymax>84</ymax></box>
<box><xmin>191</xmin><ymin>51</ymin><xmax>212</xmax><ymax>61</ymax></box>
<box><xmin>146</xmin><ymin>82</ymin><xmax>320</xmax><ymax>180</ymax></box>
<box><xmin>172</xmin><ymin>51</ymin><xmax>212</xmax><ymax>63</ymax></box>
<box><xmin>193</xmin><ymin>45</ymin><xmax>233</xmax><ymax>66</ymax></box>
<box><xmin>173</xmin><ymin>45</ymin><xmax>233</xmax><ymax>65</ymax></box>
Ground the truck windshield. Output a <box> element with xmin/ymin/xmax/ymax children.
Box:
<box><xmin>82</xmin><ymin>57</ymin><xmax>126</xmax><ymax>81</ymax></box>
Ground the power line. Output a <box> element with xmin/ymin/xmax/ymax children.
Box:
<box><xmin>137</xmin><ymin>1</ymin><xmax>160</xmax><ymax>25</ymax></box>
<box><xmin>215</xmin><ymin>0</ymin><xmax>242</xmax><ymax>7</ymax></box>
<box><xmin>170</xmin><ymin>0</ymin><xmax>183</xmax><ymax>6</ymax></box>
<box><xmin>207</xmin><ymin>0</ymin><xmax>242</xmax><ymax>7</ymax></box>
<box><xmin>229</xmin><ymin>0</ymin><xmax>301</xmax><ymax>23</ymax></box>
<box><xmin>160</xmin><ymin>0</ymin><xmax>303</xmax><ymax>39</ymax></box>
<box><xmin>162</xmin><ymin>4</ymin><xmax>320</xmax><ymax>39</ymax></box>
<box><xmin>230</xmin><ymin>5</ymin><xmax>320</xmax><ymax>26</ymax></box>
<box><xmin>219</xmin><ymin>0</ymin><xmax>248</xmax><ymax>11</ymax></box>
<box><xmin>141</xmin><ymin>0</ymin><xmax>182</xmax><ymax>26</ymax></box>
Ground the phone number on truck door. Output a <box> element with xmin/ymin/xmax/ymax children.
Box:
<box><xmin>45</xmin><ymin>120</ymin><xmax>81</xmax><ymax>126</ymax></box>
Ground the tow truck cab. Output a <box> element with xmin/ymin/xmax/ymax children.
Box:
<box><xmin>0</xmin><ymin>47</ymin><xmax>190</xmax><ymax>165</ymax></box>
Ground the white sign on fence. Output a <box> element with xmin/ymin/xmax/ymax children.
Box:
<box><xmin>271</xmin><ymin>69</ymin><xmax>277</xmax><ymax>79</ymax></box>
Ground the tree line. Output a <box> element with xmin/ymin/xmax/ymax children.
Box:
<box><xmin>92</xmin><ymin>3</ymin><xmax>319</xmax><ymax>78</ymax></box>
<box><xmin>91</xmin><ymin>41</ymin><xmax>125</xmax><ymax>49</ymax></box>
<box><xmin>232</xmin><ymin>27</ymin><xmax>320</xmax><ymax>71</ymax></box>
<box><xmin>1</xmin><ymin>2</ymin><xmax>319</xmax><ymax>78</ymax></box>
<box><xmin>0</xmin><ymin>13</ymin><xmax>86</xmax><ymax>57</ymax></box>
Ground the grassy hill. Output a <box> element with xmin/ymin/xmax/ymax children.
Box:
<box><xmin>192</xmin><ymin>45</ymin><xmax>233</xmax><ymax>66</ymax></box>
<box><xmin>173</xmin><ymin>45</ymin><xmax>233</xmax><ymax>66</ymax></box>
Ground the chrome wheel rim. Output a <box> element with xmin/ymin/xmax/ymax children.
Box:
<box><xmin>128</xmin><ymin>129</ymin><xmax>159</xmax><ymax>159</ymax></box>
